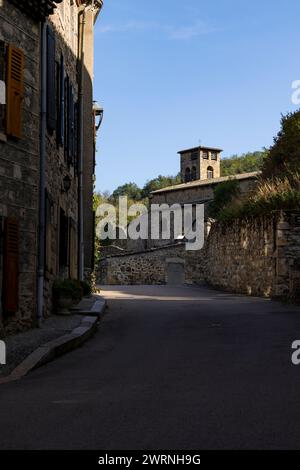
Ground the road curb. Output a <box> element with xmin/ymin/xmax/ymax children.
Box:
<box><xmin>0</xmin><ymin>300</ymin><xmax>107</xmax><ymax>385</ymax></box>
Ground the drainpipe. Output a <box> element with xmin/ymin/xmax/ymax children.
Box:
<box><xmin>78</xmin><ymin>6</ymin><xmax>86</xmax><ymax>281</ymax></box>
<box><xmin>37</xmin><ymin>21</ymin><xmax>47</xmax><ymax>325</ymax></box>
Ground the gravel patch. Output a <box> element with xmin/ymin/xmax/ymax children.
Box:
<box><xmin>0</xmin><ymin>314</ymin><xmax>82</xmax><ymax>377</ymax></box>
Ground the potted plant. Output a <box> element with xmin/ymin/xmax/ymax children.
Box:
<box><xmin>53</xmin><ymin>280</ymin><xmax>83</xmax><ymax>315</ymax></box>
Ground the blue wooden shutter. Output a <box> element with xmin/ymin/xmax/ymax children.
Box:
<box><xmin>57</xmin><ymin>54</ymin><xmax>64</xmax><ymax>145</ymax></box>
<box><xmin>2</xmin><ymin>218</ymin><xmax>19</xmax><ymax>314</ymax></box>
<box><xmin>68</xmin><ymin>84</ymin><xmax>74</xmax><ymax>165</ymax></box>
<box><xmin>47</xmin><ymin>26</ymin><xmax>56</xmax><ymax>132</ymax></box>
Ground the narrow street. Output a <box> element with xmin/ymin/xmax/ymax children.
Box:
<box><xmin>0</xmin><ymin>285</ymin><xmax>300</xmax><ymax>450</ymax></box>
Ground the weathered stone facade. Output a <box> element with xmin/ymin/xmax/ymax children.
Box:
<box><xmin>98</xmin><ymin>211</ymin><xmax>300</xmax><ymax>302</ymax></box>
<box><xmin>0</xmin><ymin>0</ymin><xmax>102</xmax><ymax>336</ymax></box>
<box><xmin>0</xmin><ymin>0</ymin><xmax>40</xmax><ymax>334</ymax></box>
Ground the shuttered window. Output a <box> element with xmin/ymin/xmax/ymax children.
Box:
<box><xmin>74</xmin><ymin>101</ymin><xmax>78</xmax><ymax>172</ymax></box>
<box><xmin>57</xmin><ymin>54</ymin><xmax>64</xmax><ymax>146</ymax></box>
<box><xmin>68</xmin><ymin>84</ymin><xmax>74</xmax><ymax>166</ymax></box>
<box><xmin>2</xmin><ymin>218</ymin><xmax>19</xmax><ymax>314</ymax></box>
<box><xmin>6</xmin><ymin>45</ymin><xmax>24</xmax><ymax>138</ymax></box>
<box><xmin>0</xmin><ymin>41</ymin><xmax>6</xmax><ymax>136</ymax></box>
<box><xmin>64</xmin><ymin>74</ymin><xmax>69</xmax><ymax>161</ymax></box>
<box><xmin>47</xmin><ymin>26</ymin><xmax>56</xmax><ymax>132</ymax></box>
<box><xmin>59</xmin><ymin>209</ymin><xmax>69</xmax><ymax>269</ymax></box>
<box><xmin>69</xmin><ymin>218</ymin><xmax>78</xmax><ymax>279</ymax></box>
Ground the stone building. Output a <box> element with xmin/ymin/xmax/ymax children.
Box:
<box><xmin>148</xmin><ymin>146</ymin><xmax>259</xmax><ymax>248</ymax></box>
<box><xmin>0</xmin><ymin>0</ymin><xmax>103</xmax><ymax>336</ymax></box>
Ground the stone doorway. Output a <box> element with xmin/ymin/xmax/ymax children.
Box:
<box><xmin>166</xmin><ymin>258</ymin><xmax>185</xmax><ymax>285</ymax></box>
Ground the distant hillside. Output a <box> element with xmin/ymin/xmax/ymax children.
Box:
<box><xmin>221</xmin><ymin>151</ymin><xmax>267</xmax><ymax>177</ymax></box>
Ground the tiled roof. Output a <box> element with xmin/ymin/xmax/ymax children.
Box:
<box><xmin>178</xmin><ymin>145</ymin><xmax>223</xmax><ymax>154</ymax></box>
<box><xmin>151</xmin><ymin>171</ymin><xmax>260</xmax><ymax>195</ymax></box>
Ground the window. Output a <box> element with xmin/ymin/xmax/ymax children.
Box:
<box><xmin>6</xmin><ymin>44</ymin><xmax>24</xmax><ymax>138</ymax></box>
<box><xmin>191</xmin><ymin>151</ymin><xmax>198</xmax><ymax>161</ymax></box>
<box><xmin>191</xmin><ymin>166</ymin><xmax>197</xmax><ymax>181</ymax></box>
<box><xmin>211</xmin><ymin>152</ymin><xmax>218</xmax><ymax>160</ymax></box>
<box><xmin>0</xmin><ymin>41</ymin><xmax>6</xmax><ymax>137</ymax></box>
<box><xmin>59</xmin><ymin>209</ymin><xmax>69</xmax><ymax>269</ymax></box>
<box><xmin>207</xmin><ymin>166</ymin><xmax>214</xmax><ymax>179</ymax></box>
<box><xmin>0</xmin><ymin>42</ymin><xmax>24</xmax><ymax>140</ymax></box>
<box><xmin>2</xmin><ymin>218</ymin><xmax>19</xmax><ymax>314</ymax></box>
<box><xmin>202</xmin><ymin>151</ymin><xmax>209</xmax><ymax>159</ymax></box>
<box><xmin>185</xmin><ymin>167</ymin><xmax>191</xmax><ymax>182</ymax></box>
<box><xmin>47</xmin><ymin>26</ymin><xmax>56</xmax><ymax>133</ymax></box>
<box><xmin>56</xmin><ymin>55</ymin><xmax>65</xmax><ymax>146</ymax></box>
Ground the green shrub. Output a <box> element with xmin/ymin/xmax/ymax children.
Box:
<box><xmin>209</xmin><ymin>179</ymin><xmax>240</xmax><ymax>219</ymax></box>
<box><xmin>53</xmin><ymin>279</ymin><xmax>83</xmax><ymax>302</ymax></box>
<box><xmin>219</xmin><ymin>174</ymin><xmax>300</xmax><ymax>221</ymax></box>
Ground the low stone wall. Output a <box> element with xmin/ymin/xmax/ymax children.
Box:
<box><xmin>98</xmin><ymin>243</ymin><xmax>206</xmax><ymax>286</ymax></box>
<box><xmin>97</xmin><ymin>211</ymin><xmax>300</xmax><ymax>301</ymax></box>
<box><xmin>98</xmin><ymin>244</ymin><xmax>182</xmax><ymax>285</ymax></box>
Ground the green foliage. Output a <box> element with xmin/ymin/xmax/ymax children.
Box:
<box><xmin>262</xmin><ymin>110</ymin><xmax>300</xmax><ymax>178</ymax></box>
<box><xmin>141</xmin><ymin>174</ymin><xmax>181</xmax><ymax>199</ymax></box>
<box><xmin>209</xmin><ymin>179</ymin><xmax>240</xmax><ymax>219</ymax></box>
<box><xmin>112</xmin><ymin>182</ymin><xmax>142</xmax><ymax>201</ymax></box>
<box><xmin>221</xmin><ymin>151</ymin><xmax>267</xmax><ymax>176</ymax></box>
<box><xmin>216</xmin><ymin>111</ymin><xmax>300</xmax><ymax>221</ymax></box>
<box><xmin>218</xmin><ymin>173</ymin><xmax>300</xmax><ymax>221</ymax></box>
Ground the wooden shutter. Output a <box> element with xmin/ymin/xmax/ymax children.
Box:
<box><xmin>6</xmin><ymin>45</ymin><xmax>24</xmax><ymax>138</ymax></box>
<box><xmin>2</xmin><ymin>218</ymin><xmax>19</xmax><ymax>314</ymax></box>
<box><xmin>68</xmin><ymin>84</ymin><xmax>74</xmax><ymax>165</ymax></box>
<box><xmin>0</xmin><ymin>41</ymin><xmax>6</xmax><ymax>134</ymax></box>
<box><xmin>47</xmin><ymin>26</ymin><xmax>56</xmax><ymax>132</ymax></box>
<box><xmin>57</xmin><ymin>54</ymin><xmax>65</xmax><ymax>145</ymax></box>
<box><xmin>74</xmin><ymin>101</ymin><xmax>78</xmax><ymax>172</ymax></box>
<box><xmin>64</xmin><ymin>74</ymin><xmax>69</xmax><ymax>161</ymax></box>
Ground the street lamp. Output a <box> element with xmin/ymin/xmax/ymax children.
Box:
<box><xmin>93</xmin><ymin>101</ymin><xmax>104</xmax><ymax>132</ymax></box>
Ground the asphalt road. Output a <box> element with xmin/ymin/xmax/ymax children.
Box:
<box><xmin>1</xmin><ymin>285</ymin><xmax>300</xmax><ymax>450</ymax></box>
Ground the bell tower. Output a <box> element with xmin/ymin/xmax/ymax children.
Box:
<box><xmin>179</xmin><ymin>146</ymin><xmax>222</xmax><ymax>183</ymax></box>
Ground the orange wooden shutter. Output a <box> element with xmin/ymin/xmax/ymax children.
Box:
<box><xmin>2</xmin><ymin>218</ymin><xmax>19</xmax><ymax>313</ymax></box>
<box><xmin>6</xmin><ymin>45</ymin><xmax>24</xmax><ymax>138</ymax></box>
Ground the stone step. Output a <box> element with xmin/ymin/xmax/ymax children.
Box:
<box><xmin>70</xmin><ymin>295</ymin><xmax>107</xmax><ymax>318</ymax></box>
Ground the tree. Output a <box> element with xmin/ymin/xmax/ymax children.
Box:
<box><xmin>262</xmin><ymin>110</ymin><xmax>300</xmax><ymax>178</ymax></box>
<box><xmin>221</xmin><ymin>151</ymin><xmax>267</xmax><ymax>177</ymax></box>
<box><xmin>141</xmin><ymin>174</ymin><xmax>181</xmax><ymax>199</ymax></box>
<box><xmin>111</xmin><ymin>182</ymin><xmax>142</xmax><ymax>202</ymax></box>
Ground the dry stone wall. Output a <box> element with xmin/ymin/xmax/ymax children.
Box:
<box><xmin>98</xmin><ymin>211</ymin><xmax>300</xmax><ymax>302</ymax></box>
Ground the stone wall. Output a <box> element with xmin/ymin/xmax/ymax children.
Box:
<box><xmin>97</xmin><ymin>211</ymin><xmax>300</xmax><ymax>302</ymax></box>
<box><xmin>98</xmin><ymin>243</ymin><xmax>206</xmax><ymax>286</ymax></box>
<box><xmin>205</xmin><ymin>211</ymin><xmax>300</xmax><ymax>299</ymax></box>
<box><xmin>0</xmin><ymin>1</ymin><xmax>40</xmax><ymax>335</ymax></box>
<box><xmin>205</xmin><ymin>215</ymin><xmax>277</xmax><ymax>297</ymax></box>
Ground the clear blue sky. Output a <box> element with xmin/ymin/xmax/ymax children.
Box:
<box><xmin>94</xmin><ymin>0</ymin><xmax>300</xmax><ymax>193</ymax></box>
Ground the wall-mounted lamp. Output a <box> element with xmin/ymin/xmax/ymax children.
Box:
<box><xmin>93</xmin><ymin>101</ymin><xmax>104</xmax><ymax>132</ymax></box>
<box><xmin>62</xmin><ymin>175</ymin><xmax>72</xmax><ymax>193</ymax></box>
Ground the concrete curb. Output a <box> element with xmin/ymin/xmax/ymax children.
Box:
<box><xmin>0</xmin><ymin>299</ymin><xmax>107</xmax><ymax>385</ymax></box>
